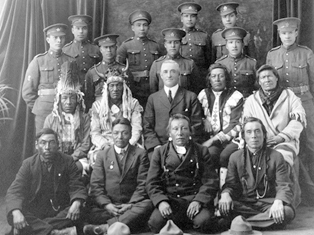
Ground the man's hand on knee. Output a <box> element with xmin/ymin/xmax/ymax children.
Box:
<box><xmin>12</xmin><ymin>209</ymin><xmax>28</xmax><ymax>230</ymax></box>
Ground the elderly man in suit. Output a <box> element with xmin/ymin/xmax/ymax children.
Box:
<box><xmin>84</xmin><ymin>118</ymin><xmax>153</xmax><ymax>234</ymax></box>
<box><xmin>5</xmin><ymin>128</ymin><xmax>87</xmax><ymax>235</ymax></box>
<box><xmin>146</xmin><ymin>114</ymin><xmax>219</xmax><ymax>233</ymax></box>
<box><xmin>218</xmin><ymin>117</ymin><xmax>295</xmax><ymax>230</ymax></box>
<box><xmin>143</xmin><ymin>59</ymin><xmax>204</xmax><ymax>159</ymax></box>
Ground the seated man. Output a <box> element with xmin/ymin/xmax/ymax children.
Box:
<box><xmin>198</xmin><ymin>63</ymin><xmax>244</xmax><ymax>185</ymax></box>
<box><xmin>242</xmin><ymin>64</ymin><xmax>305</xmax><ymax>207</ymax></box>
<box><xmin>44</xmin><ymin>61</ymin><xmax>91</xmax><ymax>175</ymax></box>
<box><xmin>146</xmin><ymin>114</ymin><xmax>219</xmax><ymax>233</ymax></box>
<box><xmin>144</xmin><ymin>60</ymin><xmax>203</xmax><ymax>159</ymax></box>
<box><xmin>89</xmin><ymin>68</ymin><xmax>143</xmax><ymax>165</ymax></box>
<box><xmin>219</xmin><ymin>117</ymin><xmax>295</xmax><ymax>230</ymax></box>
<box><xmin>84</xmin><ymin>118</ymin><xmax>153</xmax><ymax>234</ymax></box>
<box><xmin>5</xmin><ymin>128</ymin><xmax>87</xmax><ymax>235</ymax></box>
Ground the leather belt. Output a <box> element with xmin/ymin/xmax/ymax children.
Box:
<box><xmin>288</xmin><ymin>85</ymin><xmax>309</xmax><ymax>95</ymax></box>
<box><xmin>38</xmin><ymin>89</ymin><xmax>55</xmax><ymax>96</ymax></box>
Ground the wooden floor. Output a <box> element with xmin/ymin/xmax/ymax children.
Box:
<box><xmin>1</xmin><ymin>196</ymin><xmax>313</xmax><ymax>235</ymax></box>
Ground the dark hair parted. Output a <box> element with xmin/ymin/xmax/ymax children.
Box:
<box><xmin>206</xmin><ymin>63</ymin><xmax>231</xmax><ymax>88</ymax></box>
<box><xmin>256</xmin><ymin>64</ymin><xmax>280</xmax><ymax>83</ymax></box>
<box><xmin>240</xmin><ymin>117</ymin><xmax>267</xmax><ymax>194</ymax></box>
<box><xmin>241</xmin><ymin>116</ymin><xmax>267</xmax><ymax>147</ymax></box>
<box><xmin>36</xmin><ymin>128</ymin><xmax>59</xmax><ymax>143</ymax></box>
<box><xmin>112</xmin><ymin>117</ymin><xmax>132</xmax><ymax>131</ymax></box>
<box><xmin>166</xmin><ymin>113</ymin><xmax>192</xmax><ymax>135</ymax></box>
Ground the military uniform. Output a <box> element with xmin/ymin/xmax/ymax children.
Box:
<box><xmin>211</xmin><ymin>29</ymin><xmax>251</xmax><ymax>61</ymax></box>
<box><xmin>116</xmin><ymin>10</ymin><xmax>161</xmax><ymax>108</ymax></box>
<box><xmin>117</xmin><ymin>36</ymin><xmax>161</xmax><ymax>107</ymax></box>
<box><xmin>63</xmin><ymin>39</ymin><xmax>100</xmax><ymax>83</ymax></box>
<box><xmin>266</xmin><ymin>17</ymin><xmax>314</xmax><ymax>173</ymax></box>
<box><xmin>22</xmin><ymin>23</ymin><xmax>74</xmax><ymax>133</ymax></box>
<box><xmin>178</xmin><ymin>2</ymin><xmax>211</xmax><ymax>93</ymax></box>
<box><xmin>215</xmin><ymin>27</ymin><xmax>257</xmax><ymax>98</ymax></box>
<box><xmin>216</xmin><ymin>54</ymin><xmax>256</xmax><ymax>98</ymax></box>
<box><xmin>212</xmin><ymin>2</ymin><xmax>253</xmax><ymax>62</ymax></box>
<box><xmin>149</xmin><ymin>54</ymin><xmax>197</xmax><ymax>93</ymax></box>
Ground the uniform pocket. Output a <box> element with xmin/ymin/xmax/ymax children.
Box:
<box><xmin>127</xmin><ymin>49</ymin><xmax>141</xmax><ymax>65</ymax></box>
<box><xmin>39</xmin><ymin>66</ymin><xmax>54</xmax><ymax>83</ymax></box>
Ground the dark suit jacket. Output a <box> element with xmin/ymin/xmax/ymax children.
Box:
<box><xmin>222</xmin><ymin>147</ymin><xmax>293</xmax><ymax>205</ymax></box>
<box><xmin>143</xmin><ymin>87</ymin><xmax>204</xmax><ymax>151</ymax></box>
<box><xmin>6</xmin><ymin>152</ymin><xmax>87</xmax><ymax>219</ymax></box>
<box><xmin>90</xmin><ymin>145</ymin><xmax>149</xmax><ymax>206</ymax></box>
<box><xmin>146</xmin><ymin>141</ymin><xmax>219</xmax><ymax>207</ymax></box>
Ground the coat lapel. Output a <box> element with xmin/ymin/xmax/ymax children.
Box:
<box><xmin>171</xmin><ymin>87</ymin><xmax>184</xmax><ymax>110</ymax></box>
<box><xmin>121</xmin><ymin>145</ymin><xmax>136</xmax><ymax>180</ymax></box>
<box><xmin>31</xmin><ymin>155</ymin><xmax>43</xmax><ymax>198</ymax></box>
<box><xmin>53</xmin><ymin>153</ymin><xmax>64</xmax><ymax>193</ymax></box>
<box><xmin>159</xmin><ymin>89</ymin><xmax>172</xmax><ymax>109</ymax></box>
<box><xmin>107</xmin><ymin>146</ymin><xmax>121</xmax><ymax>176</ymax></box>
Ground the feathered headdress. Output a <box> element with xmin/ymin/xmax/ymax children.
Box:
<box><xmin>99</xmin><ymin>67</ymin><xmax>133</xmax><ymax>129</ymax></box>
<box><xmin>52</xmin><ymin>61</ymin><xmax>85</xmax><ymax>121</ymax></box>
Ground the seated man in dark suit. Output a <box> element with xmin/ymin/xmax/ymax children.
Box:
<box><xmin>144</xmin><ymin>59</ymin><xmax>204</xmax><ymax>159</ymax></box>
<box><xmin>218</xmin><ymin>117</ymin><xmax>295</xmax><ymax>230</ymax></box>
<box><xmin>5</xmin><ymin>128</ymin><xmax>87</xmax><ymax>235</ymax></box>
<box><xmin>84</xmin><ymin>118</ymin><xmax>153</xmax><ymax>234</ymax></box>
<box><xmin>146</xmin><ymin>114</ymin><xmax>219</xmax><ymax>233</ymax></box>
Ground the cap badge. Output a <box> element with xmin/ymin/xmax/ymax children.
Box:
<box><xmin>223</xmin><ymin>6</ymin><xmax>228</xmax><ymax>11</ymax></box>
<box><xmin>188</xmin><ymin>6</ymin><xmax>192</xmax><ymax>9</ymax></box>
<box><xmin>139</xmin><ymin>14</ymin><xmax>143</xmax><ymax>17</ymax></box>
<box><xmin>170</xmin><ymin>32</ymin><xmax>175</xmax><ymax>36</ymax></box>
<box><xmin>105</xmin><ymin>37</ymin><xmax>110</xmax><ymax>41</ymax></box>
<box><xmin>56</xmin><ymin>28</ymin><xmax>61</xmax><ymax>31</ymax></box>
<box><xmin>231</xmin><ymin>31</ymin><xmax>236</xmax><ymax>36</ymax></box>
<box><xmin>78</xmin><ymin>19</ymin><xmax>83</xmax><ymax>22</ymax></box>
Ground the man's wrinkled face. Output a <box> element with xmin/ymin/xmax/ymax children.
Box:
<box><xmin>209</xmin><ymin>68</ymin><xmax>227</xmax><ymax>92</ymax></box>
<box><xmin>108</xmin><ymin>81</ymin><xmax>123</xmax><ymax>101</ymax></box>
<box><xmin>47</xmin><ymin>35</ymin><xmax>66</xmax><ymax>51</ymax></box>
<box><xmin>181</xmin><ymin>13</ymin><xmax>197</xmax><ymax>29</ymax></box>
<box><xmin>131</xmin><ymin>20</ymin><xmax>149</xmax><ymax>38</ymax></box>
<box><xmin>112</xmin><ymin>123</ymin><xmax>131</xmax><ymax>148</ymax></box>
<box><xmin>258</xmin><ymin>70</ymin><xmax>278</xmax><ymax>92</ymax></box>
<box><xmin>36</xmin><ymin>134</ymin><xmax>59</xmax><ymax>161</ymax></box>
<box><xmin>244</xmin><ymin>121</ymin><xmax>264</xmax><ymax>152</ymax></box>
<box><xmin>60</xmin><ymin>93</ymin><xmax>77</xmax><ymax>114</ymax></box>
<box><xmin>72</xmin><ymin>25</ymin><xmax>88</xmax><ymax>42</ymax></box>
<box><xmin>169</xmin><ymin>119</ymin><xmax>191</xmax><ymax>147</ymax></box>
<box><xmin>279</xmin><ymin>29</ymin><xmax>298</xmax><ymax>48</ymax></box>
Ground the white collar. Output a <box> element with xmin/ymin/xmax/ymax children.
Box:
<box><xmin>114</xmin><ymin>145</ymin><xmax>129</xmax><ymax>154</ymax></box>
<box><xmin>164</xmin><ymin>84</ymin><xmax>179</xmax><ymax>98</ymax></box>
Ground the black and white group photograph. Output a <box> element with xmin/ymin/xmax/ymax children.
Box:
<box><xmin>0</xmin><ymin>0</ymin><xmax>314</xmax><ymax>234</ymax></box>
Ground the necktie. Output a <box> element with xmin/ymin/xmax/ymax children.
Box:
<box><xmin>118</xmin><ymin>149</ymin><xmax>125</xmax><ymax>161</ymax></box>
<box><xmin>42</xmin><ymin>161</ymin><xmax>53</xmax><ymax>173</ymax></box>
<box><xmin>211</xmin><ymin>92</ymin><xmax>221</xmax><ymax>133</ymax></box>
<box><xmin>168</xmin><ymin>89</ymin><xmax>173</xmax><ymax>103</ymax></box>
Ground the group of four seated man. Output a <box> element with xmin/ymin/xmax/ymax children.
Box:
<box><xmin>6</xmin><ymin>53</ymin><xmax>304</xmax><ymax>234</ymax></box>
